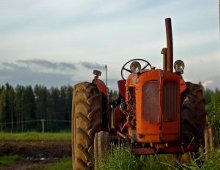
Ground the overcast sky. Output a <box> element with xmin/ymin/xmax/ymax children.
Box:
<box><xmin>0</xmin><ymin>0</ymin><xmax>219</xmax><ymax>90</ymax></box>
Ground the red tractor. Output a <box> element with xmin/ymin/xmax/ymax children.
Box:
<box><xmin>72</xmin><ymin>18</ymin><xmax>206</xmax><ymax>170</ymax></box>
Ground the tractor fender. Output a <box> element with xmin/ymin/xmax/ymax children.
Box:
<box><xmin>93</xmin><ymin>79</ymin><xmax>108</xmax><ymax>97</ymax></box>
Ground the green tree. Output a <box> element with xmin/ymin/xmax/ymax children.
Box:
<box><xmin>8</xmin><ymin>86</ymin><xmax>15</xmax><ymax>132</ymax></box>
<box><xmin>206</xmin><ymin>88</ymin><xmax>220</xmax><ymax>129</ymax></box>
<box><xmin>0</xmin><ymin>86</ymin><xmax>6</xmax><ymax>131</ymax></box>
<box><xmin>34</xmin><ymin>85</ymin><xmax>48</xmax><ymax>131</ymax></box>
<box><xmin>22</xmin><ymin>86</ymin><xmax>36</xmax><ymax>131</ymax></box>
<box><xmin>0</xmin><ymin>83</ymin><xmax>73</xmax><ymax>132</ymax></box>
<box><xmin>46</xmin><ymin>87</ymin><xmax>61</xmax><ymax>131</ymax></box>
<box><xmin>0</xmin><ymin>83</ymin><xmax>16</xmax><ymax>132</ymax></box>
<box><xmin>60</xmin><ymin>85</ymin><xmax>72</xmax><ymax>130</ymax></box>
<box><xmin>34</xmin><ymin>85</ymin><xmax>47</xmax><ymax>120</ymax></box>
<box><xmin>109</xmin><ymin>90</ymin><xmax>118</xmax><ymax>101</ymax></box>
<box><xmin>14</xmin><ymin>85</ymin><xmax>24</xmax><ymax>131</ymax></box>
<box><xmin>204</xmin><ymin>88</ymin><xmax>213</xmax><ymax>104</ymax></box>
<box><xmin>65</xmin><ymin>85</ymin><xmax>73</xmax><ymax>121</ymax></box>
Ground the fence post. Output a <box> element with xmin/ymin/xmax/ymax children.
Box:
<box><xmin>41</xmin><ymin>119</ymin><xmax>45</xmax><ymax>134</ymax></box>
<box><xmin>21</xmin><ymin>120</ymin><xmax>23</xmax><ymax>132</ymax></box>
<box><xmin>94</xmin><ymin>131</ymin><xmax>110</xmax><ymax>170</ymax></box>
<box><xmin>204</xmin><ymin>126</ymin><xmax>219</xmax><ymax>160</ymax></box>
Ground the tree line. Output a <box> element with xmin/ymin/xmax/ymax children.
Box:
<box><xmin>205</xmin><ymin>88</ymin><xmax>220</xmax><ymax>130</ymax></box>
<box><xmin>0</xmin><ymin>82</ymin><xmax>219</xmax><ymax>132</ymax></box>
<box><xmin>0</xmin><ymin>83</ymin><xmax>73</xmax><ymax>132</ymax></box>
<box><xmin>0</xmin><ymin>83</ymin><xmax>118</xmax><ymax>132</ymax></box>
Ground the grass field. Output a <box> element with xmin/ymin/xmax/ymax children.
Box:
<box><xmin>39</xmin><ymin>148</ymin><xmax>220</xmax><ymax>170</ymax></box>
<box><xmin>0</xmin><ymin>155</ymin><xmax>21</xmax><ymax>166</ymax></box>
<box><xmin>99</xmin><ymin>145</ymin><xmax>220</xmax><ymax>170</ymax></box>
<box><xmin>0</xmin><ymin>132</ymin><xmax>219</xmax><ymax>169</ymax></box>
<box><xmin>1</xmin><ymin>148</ymin><xmax>219</xmax><ymax>170</ymax></box>
<box><xmin>40</xmin><ymin>157</ymin><xmax>72</xmax><ymax>170</ymax></box>
<box><xmin>0</xmin><ymin>132</ymin><xmax>71</xmax><ymax>141</ymax></box>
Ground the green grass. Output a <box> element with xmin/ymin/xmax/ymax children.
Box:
<box><xmin>40</xmin><ymin>157</ymin><xmax>72</xmax><ymax>170</ymax></box>
<box><xmin>192</xmin><ymin>148</ymin><xmax>220</xmax><ymax>170</ymax></box>
<box><xmin>98</xmin><ymin>144</ymin><xmax>178</xmax><ymax>170</ymax></box>
<box><xmin>98</xmin><ymin>144</ymin><xmax>220</xmax><ymax>170</ymax></box>
<box><xmin>0</xmin><ymin>132</ymin><xmax>71</xmax><ymax>141</ymax></box>
<box><xmin>0</xmin><ymin>155</ymin><xmax>21</xmax><ymax>166</ymax></box>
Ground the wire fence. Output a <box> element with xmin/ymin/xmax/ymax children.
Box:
<box><xmin>0</xmin><ymin>119</ymin><xmax>71</xmax><ymax>133</ymax></box>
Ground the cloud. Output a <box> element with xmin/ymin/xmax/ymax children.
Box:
<box><xmin>0</xmin><ymin>59</ymin><xmax>219</xmax><ymax>91</ymax></box>
<box><xmin>202</xmin><ymin>80</ymin><xmax>214</xmax><ymax>88</ymax></box>
<box><xmin>200</xmin><ymin>77</ymin><xmax>220</xmax><ymax>91</ymax></box>
<box><xmin>2</xmin><ymin>62</ymin><xmax>28</xmax><ymax>71</ymax></box>
<box><xmin>17</xmin><ymin>59</ymin><xmax>58</xmax><ymax>69</ymax></box>
<box><xmin>0</xmin><ymin>1</ymin><xmax>219</xmax><ymax>90</ymax></box>
<box><xmin>0</xmin><ymin>65</ymin><xmax>75</xmax><ymax>87</ymax></box>
<box><xmin>15</xmin><ymin>59</ymin><xmax>105</xmax><ymax>71</ymax></box>
<box><xmin>0</xmin><ymin>59</ymin><xmax>77</xmax><ymax>87</ymax></box>
<box><xmin>1</xmin><ymin>59</ymin><xmax>107</xmax><ymax>73</ymax></box>
<box><xmin>16</xmin><ymin>59</ymin><xmax>78</xmax><ymax>71</ymax></box>
<box><xmin>0</xmin><ymin>59</ymin><xmax>107</xmax><ymax>87</ymax></box>
<box><xmin>80</xmin><ymin>61</ymin><xmax>105</xmax><ymax>70</ymax></box>
<box><xmin>59</xmin><ymin>62</ymin><xmax>76</xmax><ymax>70</ymax></box>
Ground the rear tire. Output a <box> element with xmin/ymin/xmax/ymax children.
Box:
<box><xmin>181</xmin><ymin>82</ymin><xmax>206</xmax><ymax>143</ymax></box>
<box><xmin>72</xmin><ymin>82</ymin><xmax>102</xmax><ymax>170</ymax></box>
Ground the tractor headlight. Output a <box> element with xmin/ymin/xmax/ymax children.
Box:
<box><xmin>174</xmin><ymin>60</ymin><xmax>185</xmax><ymax>74</ymax></box>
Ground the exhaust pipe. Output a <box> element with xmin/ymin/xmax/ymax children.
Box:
<box><xmin>165</xmin><ymin>18</ymin><xmax>173</xmax><ymax>72</ymax></box>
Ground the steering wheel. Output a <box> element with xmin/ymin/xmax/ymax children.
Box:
<box><xmin>121</xmin><ymin>58</ymin><xmax>152</xmax><ymax>80</ymax></box>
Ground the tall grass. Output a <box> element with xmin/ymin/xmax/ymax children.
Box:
<box><xmin>98</xmin><ymin>144</ymin><xmax>178</xmax><ymax>170</ymax></box>
<box><xmin>191</xmin><ymin>149</ymin><xmax>220</xmax><ymax>170</ymax></box>
<box><xmin>98</xmin><ymin>144</ymin><xmax>220</xmax><ymax>170</ymax></box>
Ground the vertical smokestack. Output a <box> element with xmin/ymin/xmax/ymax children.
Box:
<box><xmin>165</xmin><ymin>18</ymin><xmax>173</xmax><ymax>72</ymax></box>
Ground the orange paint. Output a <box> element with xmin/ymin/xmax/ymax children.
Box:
<box><xmin>126</xmin><ymin>69</ymin><xmax>181</xmax><ymax>143</ymax></box>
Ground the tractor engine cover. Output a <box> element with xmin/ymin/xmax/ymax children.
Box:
<box><xmin>135</xmin><ymin>69</ymin><xmax>181</xmax><ymax>143</ymax></box>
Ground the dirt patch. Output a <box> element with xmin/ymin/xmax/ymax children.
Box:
<box><xmin>0</xmin><ymin>140</ymin><xmax>71</xmax><ymax>158</ymax></box>
<box><xmin>0</xmin><ymin>158</ymin><xmax>59</xmax><ymax>170</ymax></box>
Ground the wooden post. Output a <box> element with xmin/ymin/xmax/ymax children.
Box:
<box><xmin>210</xmin><ymin>127</ymin><xmax>219</xmax><ymax>148</ymax></box>
<box><xmin>21</xmin><ymin>120</ymin><xmax>23</xmax><ymax>132</ymax></box>
<box><xmin>94</xmin><ymin>131</ymin><xmax>110</xmax><ymax>170</ymax></box>
<box><xmin>204</xmin><ymin>126</ymin><xmax>219</xmax><ymax>160</ymax></box>
<box><xmin>204</xmin><ymin>127</ymin><xmax>209</xmax><ymax>161</ymax></box>
<box><xmin>41</xmin><ymin>119</ymin><xmax>45</xmax><ymax>134</ymax></box>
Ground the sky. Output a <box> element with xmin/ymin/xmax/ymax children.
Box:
<box><xmin>0</xmin><ymin>0</ymin><xmax>219</xmax><ymax>90</ymax></box>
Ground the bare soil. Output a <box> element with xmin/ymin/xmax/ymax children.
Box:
<box><xmin>0</xmin><ymin>140</ymin><xmax>71</xmax><ymax>158</ymax></box>
<box><xmin>0</xmin><ymin>158</ymin><xmax>58</xmax><ymax>170</ymax></box>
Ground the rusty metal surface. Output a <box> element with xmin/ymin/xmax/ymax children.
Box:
<box><xmin>135</xmin><ymin>70</ymin><xmax>181</xmax><ymax>143</ymax></box>
<box><xmin>165</xmin><ymin>18</ymin><xmax>173</xmax><ymax>72</ymax></box>
<box><xmin>163</xmin><ymin>80</ymin><xmax>178</xmax><ymax>121</ymax></box>
<box><xmin>142</xmin><ymin>81</ymin><xmax>159</xmax><ymax>124</ymax></box>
